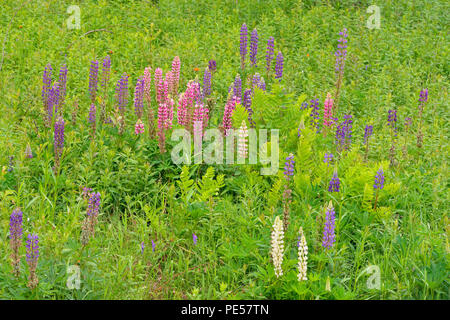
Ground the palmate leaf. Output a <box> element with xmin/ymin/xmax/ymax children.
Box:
<box><xmin>232</xmin><ymin>103</ymin><xmax>250</xmax><ymax>129</ymax></box>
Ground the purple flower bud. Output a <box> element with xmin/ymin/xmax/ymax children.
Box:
<box><xmin>88</xmin><ymin>103</ymin><xmax>96</xmax><ymax>124</ymax></box>
<box><xmin>26</xmin><ymin>234</ymin><xmax>39</xmax><ymax>265</ymax></box>
<box><xmin>284</xmin><ymin>153</ymin><xmax>295</xmax><ymax>181</ymax></box>
<box><xmin>193</xmin><ymin>233</ymin><xmax>198</xmax><ymax>245</ymax></box>
<box><xmin>374</xmin><ymin>167</ymin><xmax>385</xmax><ymax>190</ymax></box>
<box><xmin>309</xmin><ymin>98</ymin><xmax>320</xmax><ymax>133</ymax></box>
<box><xmin>250</xmin><ymin>28</ymin><xmax>258</xmax><ymax>66</ymax></box>
<box><xmin>208</xmin><ymin>60</ymin><xmax>216</xmax><ymax>73</ymax></box>
<box><xmin>87</xmin><ymin>192</ymin><xmax>101</xmax><ymax>217</ymax></box>
<box><xmin>203</xmin><ymin>68</ymin><xmax>212</xmax><ymax>97</ymax></box>
<box><xmin>116</xmin><ymin>73</ymin><xmax>129</xmax><ymax>112</ymax></box>
<box><xmin>58</xmin><ymin>64</ymin><xmax>68</xmax><ymax>110</ymax></box>
<box><xmin>89</xmin><ymin>60</ymin><xmax>99</xmax><ymax>103</ymax></box>
<box><xmin>364</xmin><ymin>125</ymin><xmax>373</xmax><ymax>145</ymax></box>
<box><xmin>10</xmin><ymin>208</ymin><xmax>23</xmax><ymax>241</ymax></box>
<box><xmin>54</xmin><ymin>116</ymin><xmax>65</xmax><ymax>157</ymax></box>
<box><xmin>324</xmin><ymin>153</ymin><xmax>334</xmax><ymax>166</ymax></box>
<box><xmin>275</xmin><ymin>51</ymin><xmax>284</xmax><ymax>81</ymax></box>
<box><xmin>328</xmin><ymin>171</ymin><xmax>340</xmax><ymax>192</ymax></box>
<box><xmin>42</xmin><ymin>63</ymin><xmax>52</xmax><ymax>109</ymax></box>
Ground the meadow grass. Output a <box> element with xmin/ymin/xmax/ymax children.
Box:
<box><xmin>0</xmin><ymin>0</ymin><xmax>448</xmax><ymax>299</ymax></box>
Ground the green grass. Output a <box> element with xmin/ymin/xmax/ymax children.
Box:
<box><xmin>0</xmin><ymin>0</ymin><xmax>448</xmax><ymax>299</ymax></box>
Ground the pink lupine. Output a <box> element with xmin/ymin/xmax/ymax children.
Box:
<box><xmin>143</xmin><ymin>67</ymin><xmax>152</xmax><ymax>104</ymax></box>
<box><xmin>324</xmin><ymin>93</ymin><xmax>334</xmax><ymax>128</ymax></box>
<box><xmin>165</xmin><ymin>71</ymin><xmax>174</xmax><ymax>97</ymax></box>
<box><xmin>134</xmin><ymin>119</ymin><xmax>145</xmax><ymax>135</ymax></box>
<box><xmin>223</xmin><ymin>96</ymin><xmax>240</xmax><ymax>135</ymax></box>
<box><xmin>171</xmin><ymin>56</ymin><xmax>181</xmax><ymax>95</ymax></box>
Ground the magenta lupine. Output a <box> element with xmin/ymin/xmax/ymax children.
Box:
<box><xmin>203</xmin><ymin>68</ymin><xmax>212</xmax><ymax>98</ymax></box>
<box><xmin>282</xmin><ymin>153</ymin><xmax>295</xmax><ymax>231</ymax></box>
<box><xmin>54</xmin><ymin>116</ymin><xmax>65</xmax><ymax>173</ymax></box>
<box><xmin>9</xmin><ymin>208</ymin><xmax>23</xmax><ymax>276</ymax></box>
<box><xmin>154</xmin><ymin>67</ymin><xmax>163</xmax><ymax>96</ymax></box>
<box><xmin>171</xmin><ymin>56</ymin><xmax>181</xmax><ymax>95</ymax></box>
<box><xmin>58</xmin><ymin>64</ymin><xmax>68</xmax><ymax>113</ymax></box>
<box><xmin>417</xmin><ymin>88</ymin><xmax>428</xmax><ymax>148</ymax></box>
<box><xmin>157</xmin><ymin>101</ymin><xmax>169</xmax><ymax>153</ymax></box>
<box><xmin>143</xmin><ymin>67</ymin><xmax>156</xmax><ymax>138</ymax></box>
<box><xmin>250</xmin><ymin>28</ymin><xmax>258</xmax><ymax>67</ymax></box>
<box><xmin>89</xmin><ymin>60</ymin><xmax>99</xmax><ymax>103</ymax></box>
<box><xmin>178</xmin><ymin>81</ymin><xmax>201</xmax><ymax>130</ymax></box>
<box><xmin>222</xmin><ymin>96</ymin><xmax>240</xmax><ymax>135</ymax></box>
<box><xmin>373</xmin><ymin>167</ymin><xmax>385</xmax><ymax>209</ymax></box>
<box><xmin>81</xmin><ymin>192</ymin><xmax>101</xmax><ymax>245</ymax></box>
<box><xmin>135</xmin><ymin>119</ymin><xmax>145</xmax><ymax>135</ymax></box>
<box><xmin>266</xmin><ymin>36</ymin><xmax>275</xmax><ymax>74</ymax></box>
<box><xmin>323</xmin><ymin>93</ymin><xmax>334</xmax><ymax>129</ymax></box>
<box><xmin>328</xmin><ymin>170</ymin><xmax>340</xmax><ymax>192</ymax></box>
<box><xmin>165</xmin><ymin>71</ymin><xmax>174</xmax><ymax>97</ymax></box>
<box><xmin>134</xmin><ymin>77</ymin><xmax>145</xmax><ymax>119</ymax></box>
<box><xmin>26</xmin><ymin>233</ymin><xmax>39</xmax><ymax>289</ymax></box>
<box><xmin>322</xmin><ymin>203</ymin><xmax>336</xmax><ymax>250</ymax></box>
<box><xmin>240</xmin><ymin>23</ymin><xmax>248</xmax><ymax>69</ymax></box>
<box><xmin>334</xmin><ymin>28</ymin><xmax>348</xmax><ymax>112</ymax></box>
<box><xmin>234</xmin><ymin>74</ymin><xmax>242</xmax><ymax>100</ymax></box>
<box><xmin>275</xmin><ymin>51</ymin><xmax>284</xmax><ymax>81</ymax></box>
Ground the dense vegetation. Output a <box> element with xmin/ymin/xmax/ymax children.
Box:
<box><xmin>0</xmin><ymin>0</ymin><xmax>448</xmax><ymax>299</ymax></box>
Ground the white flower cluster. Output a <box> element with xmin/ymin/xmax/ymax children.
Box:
<box><xmin>238</xmin><ymin>120</ymin><xmax>248</xmax><ymax>159</ymax></box>
<box><xmin>271</xmin><ymin>216</ymin><xmax>284</xmax><ymax>278</ymax></box>
<box><xmin>297</xmin><ymin>227</ymin><xmax>308</xmax><ymax>281</ymax></box>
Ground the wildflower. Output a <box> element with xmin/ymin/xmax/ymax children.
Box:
<box><xmin>134</xmin><ymin>119</ymin><xmax>145</xmax><ymax>135</ymax></box>
<box><xmin>324</xmin><ymin>153</ymin><xmax>333</xmax><ymax>166</ymax></box>
<box><xmin>234</xmin><ymin>74</ymin><xmax>242</xmax><ymax>100</ymax></box>
<box><xmin>208</xmin><ymin>60</ymin><xmax>216</xmax><ymax>73</ymax></box>
<box><xmin>271</xmin><ymin>216</ymin><xmax>284</xmax><ymax>278</ymax></box>
<box><xmin>25</xmin><ymin>144</ymin><xmax>33</xmax><ymax>159</ymax></box>
<box><xmin>46</xmin><ymin>82</ymin><xmax>60</xmax><ymax>124</ymax></box>
<box><xmin>283</xmin><ymin>153</ymin><xmax>295</xmax><ymax>181</ymax></box>
<box><xmin>88</xmin><ymin>103</ymin><xmax>96</xmax><ymax>137</ymax></box>
<box><xmin>328</xmin><ymin>170</ymin><xmax>340</xmax><ymax>192</ymax></box>
<box><xmin>240</xmin><ymin>23</ymin><xmax>248</xmax><ymax>69</ymax></box>
<box><xmin>193</xmin><ymin>233</ymin><xmax>198</xmax><ymax>245</ymax></box>
<box><xmin>134</xmin><ymin>77</ymin><xmax>145</xmax><ymax>119</ymax></box>
<box><xmin>275</xmin><ymin>51</ymin><xmax>284</xmax><ymax>81</ymax></box>
<box><xmin>364</xmin><ymin>124</ymin><xmax>373</xmax><ymax>162</ymax></box>
<box><xmin>171</xmin><ymin>56</ymin><xmax>181</xmax><ymax>95</ymax></box>
<box><xmin>297</xmin><ymin>227</ymin><xmax>308</xmax><ymax>281</ymax></box>
<box><xmin>309</xmin><ymin>98</ymin><xmax>320</xmax><ymax>133</ymax></box>
<box><xmin>115</xmin><ymin>73</ymin><xmax>129</xmax><ymax>134</ymax></box>
<box><xmin>100</xmin><ymin>56</ymin><xmax>111</xmax><ymax>99</ymax></box>
<box><xmin>141</xmin><ymin>242</ymin><xmax>145</xmax><ymax>254</ymax></box>
<box><xmin>54</xmin><ymin>116</ymin><xmax>65</xmax><ymax>173</ymax></box>
<box><xmin>58</xmin><ymin>64</ymin><xmax>68</xmax><ymax>112</ymax></box>
<box><xmin>89</xmin><ymin>60</ymin><xmax>99</xmax><ymax>103</ymax></box>
<box><xmin>334</xmin><ymin>28</ymin><xmax>348</xmax><ymax>111</ymax></box>
<box><xmin>203</xmin><ymin>68</ymin><xmax>212</xmax><ymax>98</ymax></box>
<box><xmin>335</xmin><ymin>115</ymin><xmax>353</xmax><ymax>152</ymax></box>
<box><xmin>26</xmin><ymin>233</ymin><xmax>39</xmax><ymax>289</ymax></box>
<box><xmin>250</xmin><ymin>28</ymin><xmax>258</xmax><ymax>66</ymax></box>
<box><xmin>237</xmin><ymin>120</ymin><xmax>248</xmax><ymax>160</ymax></box>
<box><xmin>323</xmin><ymin>93</ymin><xmax>334</xmax><ymax>128</ymax></box>
<box><xmin>283</xmin><ymin>154</ymin><xmax>295</xmax><ymax>231</ymax></box>
<box><xmin>7</xmin><ymin>155</ymin><xmax>14</xmax><ymax>172</ymax></box>
<box><xmin>81</xmin><ymin>192</ymin><xmax>101</xmax><ymax>246</ymax></box>
<box><xmin>222</xmin><ymin>96</ymin><xmax>240</xmax><ymax>134</ymax></box>
<box><xmin>322</xmin><ymin>201</ymin><xmax>336</xmax><ymax>250</ymax></box>
<box><xmin>10</xmin><ymin>208</ymin><xmax>23</xmax><ymax>277</ymax></box>
<box><xmin>152</xmin><ymin>240</ymin><xmax>156</xmax><ymax>252</ymax></box>
<box><xmin>373</xmin><ymin>167</ymin><xmax>384</xmax><ymax>209</ymax></box>
<box><xmin>243</xmin><ymin>89</ymin><xmax>254</xmax><ymax>127</ymax></box>
<box><xmin>266</xmin><ymin>36</ymin><xmax>275</xmax><ymax>74</ymax></box>
<box><xmin>417</xmin><ymin>88</ymin><xmax>428</xmax><ymax>148</ymax></box>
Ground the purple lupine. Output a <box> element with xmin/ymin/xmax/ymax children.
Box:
<box><xmin>87</xmin><ymin>192</ymin><xmax>101</xmax><ymax>217</ymax></box>
<box><xmin>328</xmin><ymin>170</ymin><xmax>340</xmax><ymax>192</ymax></box>
<box><xmin>193</xmin><ymin>233</ymin><xmax>198</xmax><ymax>245</ymax></box>
<box><xmin>335</xmin><ymin>28</ymin><xmax>348</xmax><ymax>76</ymax></box>
<box><xmin>252</xmin><ymin>73</ymin><xmax>261</xmax><ymax>89</ymax></box>
<box><xmin>7</xmin><ymin>155</ymin><xmax>14</xmax><ymax>172</ymax></box>
<box><xmin>42</xmin><ymin>63</ymin><xmax>52</xmax><ymax>110</ymax></box>
<box><xmin>47</xmin><ymin>82</ymin><xmax>60</xmax><ymax>120</ymax></box>
<box><xmin>309</xmin><ymin>98</ymin><xmax>320</xmax><ymax>133</ymax></box>
<box><xmin>25</xmin><ymin>144</ymin><xmax>33</xmax><ymax>159</ymax></box>
<box><xmin>203</xmin><ymin>68</ymin><xmax>212</xmax><ymax>98</ymax></box>
<box><xmin>140</xmin><ymin>242</ymin><xmax>145</xmax><ymax>254</ymax></box>
<box><xmin>89</xmin><ymin>60</ymin><xmax>99</xmax><ymax>103</ymax></box>
<box><xmin>240</xmin><ymin>23</ymin><xmax>248</xmax><ymax>69</ymax></box>
<box><xmin>58</xmin><ymin>64</ymin><xmax>68</xmax><ymax>112</ymax></box>
<box><xmin>88</xmin><ymin>103</ymin><xmax>96</xmax><ymax>137</ymax></box>
<box><xmin>275</xmin><ymin>51</ymin><xmax>284</xmax><ymax>81</ymax></box>
<box><xmin>134</xmin><ymin>77</ymin><xmax>145</xmax><ymax>119</ymax></box>
<box><xmin>388</xmin><ymin>109</ymin><xmax>397</xmax><ymax>130</ymax></box>
<box><xmin>26</xmin><ymin>233</ymin><xmax>39</xmax><ymax>289</ymax></box>
<box><xmin>152</xmin><ymin>240</ymin><xmax>156</xmax><ymax>252</ymax></box>
<box><xmin>208</xmin><ymin>60</ymin><xmax>216</xmax><ymax>73</ymax></box>
<box><xmin>266</xmin><ymin>36</ymin><xmax>275</xmax><ymax>73</ymax></box>
<box><xmin>116</xmin><ymin>73</ymin><xmax>129</xmax><ymax>111</ymax></box>
<box><xmin>54</xmin><ymin>116</ymin><xmax>65</xmax><ymax>173</ymax></box>
<box><xmin>417</xmin><ymin>89</ymin><xmax>428</xmax><ymax>148</ymax></box>
<box><xmin>284</xmin><ymin>153</ymin><xmax>295</xmax><ymax>181</ymax></box>
<box><xmin>335</xmin><ymin>115</ymin><xmax>353</xmax><ymax>152</ymax></box>
<box><xmin>243</xmin><ymin>88</ymin><xmax>254</xmax><ymax>127</ymax></box>
<box><xmin>322</xmin><ymin>205</ymin><xmax>336</xmax><ymax>250</ymax></box>
<box><xmin>258</xmin><ymin>77</ymin><xmax>266</xmax><ymax>91</ymax></box>
<box><xmin>419</xmin><ymin>88</ymin><xmax>428</xmax><ymax>104</ymax></box>
<box><xmin>300</xmin><ymin>101</ymin><xmax>309</xmax><ymax>110</ymax></box>
<box><xmin>324</xmin><ymin>153</ymin><xmax>334</xmax><ymax>166</ymax></box>
<box><xmin>364</xmin><ymin>125</ymin><xmax>373</xmax><ymax>145</ymax></box>
<box><xmin>101</xmin><ymin>55</ymin><xmax>111</xmax><ymax>91</ymax></box>
<box><xmin>234</xmin><ymin>74</ymin><xmax>242</xmax><ymax>100</ymax></box>
<box><xmin>250</xmin><ymin>28</ymin><xmax>258</xmax><ymax>67</ymax></box>
<box><xmin>9</xmin><ymin>209</ymin><xmax>23</xmax><ymax>276</ymax></box>
<box><xmin>374</xmin><ymin>167</ymin><xmax>384</xmax><ymax>190</ymax></box>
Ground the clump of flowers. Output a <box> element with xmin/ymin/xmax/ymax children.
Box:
<box><xmin>9</xmin><ymin>208</ymin><xmax>23</xmax><ymax>277</ymax></box>
<box><xmin>81</xmin><ymin>191</ymin><xmax>101</xmax><ymax>246</ymax></box>
<box><xmin>271</xmin><ymin>216</ymin><xmax>284</xmax><ymax>278</ymax></box>
<box><xmin>26</xmin><ymin>234</ymin><xmax>39</xmax><ymax>289</ymax></box>
<box><xmin>417</xmin><ymin>88</ymin><xmax>428</xmax><ymax>148</ymax></box>
<box><xmin>282</xmin><ymin>153</ymin><xmax>295</xmax><ymax>231</ymax></box>
<box><xmin>297</xmin><ymin>227</ymin><xmax>308</xmax><ymax>281</ymax></box>
<box><xmin>364</xmin><ymin>124</ymin><xmax>373</xmax><ymax>162</ymax></box>
<box><xmin>54</xmin><ymin>116</ymin><xmax>65</xmax><ymax>174</ymax></box>
<box><xmin>373</xmin><ymin>167</ymin><xmax>385</xmax><ymax>210</ymax></box>
<box><xmin>322</xmin><ymin>201</ymin><xmax>336</xmax><ymax>250</ymax></box>
<box><xmin>328</xmin><ymin>169</ymin><xmax>340</xmax><ymax>193</ymax></box>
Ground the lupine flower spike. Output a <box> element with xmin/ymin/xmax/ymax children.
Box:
<box><xmin>328</xmin><ymin>169</ymin><xmax>340</xmax><ymax>193</ymax></box>
<box><xmin>240</xmin><ymin>23</ymin><xmax>248</xmax><ymax>70</ymax></box>
<box><xmin>26</xmin><ymin>234</ymin><xmax>39</xmax><ymax>289</ymax></box>
<box><xmin>81</xmin><ymin>192</ymin><xmax>101</xmax><ymax>246</ymax></box>
<box><xmin>89</xmin><ymin>60</ymin><xmax>99</xmax><ymax>103</ymax></box>
<box><xmin>9</xmin><ymin>208</ymin><xmax>23</xmax><ymax>277</ymax></box>
<box><xmin>323</xmin><ymin>93</ymin><xmax>334</xmax><ymax>135</ymax></box>
<box><xmin>417</xmin><ymin>88</ymin><xmax>428</xmax><ymax>148</ymax></box>
<box><xmin>364</xmin><ymin>125</ymin><xmax>373</xmax><ymax>162</ymax></box>
<box><xmin>58</xmin><ymin>64</ymin><xmax>68</xmax><ymax>113</ymax></box>
<box><xmin>297</xmin><ymin>227</ymin><xmax>308</xmax><ymax>281</ymax></box>
<box><xmin>322</xmin><ymin>201</ymin><xmax>336</xmax><ymax>250</ymax></box>
<box><xmin>134</xmin><ymin>119</ymin><xmax>145</xmax><ymax>135</ymax></box>
<box><xmin>100</xmin><ymin>55</ymin><xmax>111</xmax><ymax>122</ymax></box>
<box><xmin>271</xmin><ymin>216</ymin><xmax>284</xmax><ymax>278</ymax></box>
<box><xmin>388</xmin><ymin>109</ymin><xmax>398</xmax><ymax>167</ymax></box>
<box><xmin>334</xmin><ymin>28</ymin><xmax>348</xmax><ymax>112</ymax></box>
<box><xmin>250</xmin><ymin>28</ymin><xmax>258</xmax><ymax>67</ymax></box>
<box><xmin>237</xmin><ymin>120</ymin><xmax>248</xmax><ymax>161</ymax></box>
<box><xmin>266</xmin><ymin>36</ymin><xmax>275</xmax><ymax>78</ymax></box>
<box><xmin>275</xmin><ymin>51</ymin><xmax>284</xmax><ymax>81</ymax></box>
<box><xmin>373</xmin><ymin>167</ymin><xmax>385</xmax><ymax>210</ymax></box>
<box><xmin>115</xmin><ymin>73</ymin><xmax>129</xmax><ymax>134</ymax></box>
<box><xmin>54</xmin><ymin>116</ymin><xmax>65</xmax><ymax>174</ymax></box>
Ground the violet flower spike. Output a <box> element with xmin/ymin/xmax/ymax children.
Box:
<box><xmin>250</xmin><ymin>28</ymin><xmax>258</xmax><ymax>67</ymax></box>
<box><xmin>275</xmin><ymin>51</ymin><xmax>284</xmax><ymax>81</ymax></box>
<box><xmin>240</xmin><ymin>23</ymin><xmax>248</xmax><ymax>69</ymax></box>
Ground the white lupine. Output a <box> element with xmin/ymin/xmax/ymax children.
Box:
<box><xmin>297</xmin><ymin>227</ymin><xmax>308</xmax><ymax>281</ymax></box>
<box><xmin>271</xmin><ymin>216</ymin><xmax>284</xmax><ymax>278</ymax></box>
<box><xmin>238</xmin><ymin>120</ymin><xmax>248</xmax><ymax>159</ymax></box>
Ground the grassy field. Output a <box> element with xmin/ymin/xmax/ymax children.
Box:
<box><xmin>0</xmin><ymin>0</ymin><xmax>448</xmax><ymax>299</ymax></box>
